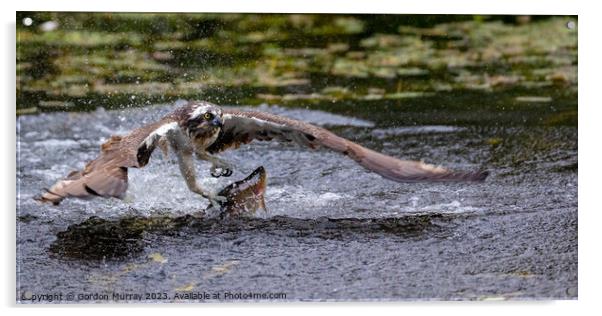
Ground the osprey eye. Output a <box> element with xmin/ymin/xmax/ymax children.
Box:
<box><xmin>203</xmin><ymin>113</ymin><xmax>212</xmax><ymax>120</ymax></box>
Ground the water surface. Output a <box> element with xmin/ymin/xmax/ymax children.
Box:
<box><xmin>16</xmin><ymin>101</ymin><xmax>577</xmax><ymax>301</ymax></box>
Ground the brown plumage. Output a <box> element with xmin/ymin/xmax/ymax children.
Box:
<box><xmin>37</xmin><ymin>101</ymin><xmax>488</xmax><ymax>205</ymax></box>
<box><xmin>37</xmin><ymin>118</ymin><xmax>177</xmax><ymax>204</ymax></box>
<box><xmin>208</xmin><ymin>109</ymin><xmax>489</xmax><ymax>182</ymax></box>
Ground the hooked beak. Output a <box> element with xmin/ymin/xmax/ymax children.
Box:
<box><xmin>211</xmin><ymin>117</ymin><xmax>223</xmax><ymax>127</ymax></box>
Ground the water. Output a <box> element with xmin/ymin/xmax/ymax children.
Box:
<box><xmin>16</xmin><ymin>101</ymin><xmax>577</xmax><ymax>302</ymax></box>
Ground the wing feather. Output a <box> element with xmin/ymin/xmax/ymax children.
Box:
<box><xmin>207</xmin><ymin>109</ymin><xmax>488</xmax><ymax>183</ymax></box>
<box><xmin>37</xmin><ymin>118</ymin><xmax>177</xmax><ymax>205</ymax></box>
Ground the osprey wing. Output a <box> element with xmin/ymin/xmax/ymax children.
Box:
<box><xmin>207</xmin><ymin>109</ymin><xmax>488</xmax><ymax>183</ymax></box>
<box><xmin>37</xmin><ymin>118</ymin><xmax>178</xmax><ymax>205</ymax></box>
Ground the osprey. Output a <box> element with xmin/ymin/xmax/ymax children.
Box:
<box><xmin>38</xmin><ymin>101</ymin><xmax>488</xmax><ymax>206</ymax></box>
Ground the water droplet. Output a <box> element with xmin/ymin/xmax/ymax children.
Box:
<box><xmin>566</xmin><ymin>21</ymin><xmax>575</xmax><ymax>30</ymax></box>
<box><xmin>22</xmin><ymin>17</ymin><xmax>33</xmax><ymax>26</ymax></box>
<box><xmin>131</xmin><ymin>95</ymin><xmax>136</xmax><ymax>100</ymax></box>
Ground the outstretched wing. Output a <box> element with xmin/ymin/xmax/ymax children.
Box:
<box><xmin>37</xmin><ymin>118</ymin><xmax>177</xmax><ymax>205</ymax></box>
<box><xmin>207</xmin><ymin>109</ymin><xmax>489</xmax><ymax>182</ymax></box>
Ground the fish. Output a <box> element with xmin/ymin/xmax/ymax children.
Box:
<box><xmin>207</xmin><ymin>166</ymin><xmax>268</xmax><ymax>218</ymax></box>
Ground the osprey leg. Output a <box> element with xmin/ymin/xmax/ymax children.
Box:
<box><xmin>167</xmin><ymin>129</ymin><xmax>226</xmax><ymax>207</ymax></box>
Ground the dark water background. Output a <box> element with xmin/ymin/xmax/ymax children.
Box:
<box><xmin>16</xmin><ymin>13</ymin><xmax>577</xmax><ymax>302</ymax></box>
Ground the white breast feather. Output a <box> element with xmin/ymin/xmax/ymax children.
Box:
<box><xmin>154</xmin><ymin>122</ymin><xmax>178</xmax><ymax>136</ymax></box>
<box><xmin>144</xmin><ymin>122</ymin><xmax>178</xmax><ymax>147</ymax></box>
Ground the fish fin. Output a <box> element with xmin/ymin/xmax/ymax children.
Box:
<box><xmin>260</xmin><ymin>195</ymin><xmax>267</xmax><ymax>213</ymax></box>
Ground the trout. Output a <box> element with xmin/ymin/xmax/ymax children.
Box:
<box><xmin>208</xmin><ymin>166</ymin><xmax>267</xmax><ymax>218</ymax></box>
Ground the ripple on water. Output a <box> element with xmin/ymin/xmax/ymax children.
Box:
<box><xmin>16</xmin><ymin>102</ymin><xmax>577</xmax><ymax>300</ymax></box>
<box><xmin>371</xmin><ymin>125</ymin><xmax>467</xmax><ymax>139</ymax></box>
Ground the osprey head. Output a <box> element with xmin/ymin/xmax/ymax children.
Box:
<box><xmin>181</xmin><ymin>102</ymin><xmax>223</xmax><ymax>140</ymax></box>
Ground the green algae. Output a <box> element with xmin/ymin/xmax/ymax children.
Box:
<box><xmin>17</xmin><ymin>13</ymin><xmax>577</xmax><ymax>126</ymax></box>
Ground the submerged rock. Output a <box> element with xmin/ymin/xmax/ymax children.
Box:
<box><xmin>49</xmin><ymin>213</ymin><xmax>440</xmax><ymax>261</ymax></box>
